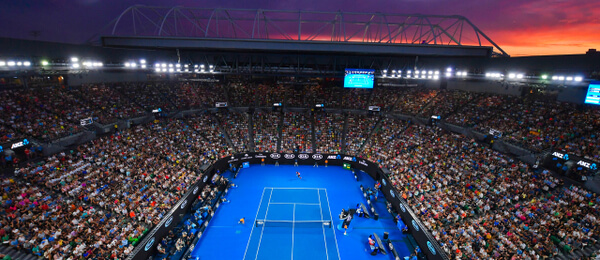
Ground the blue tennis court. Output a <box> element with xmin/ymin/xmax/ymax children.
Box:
<box><xmin>244</xmin><ymin>188</ymin><xmax>340</xmax><ymax>260</ymax></box>
<box><xmin>190</xmin><ymin>165</ymin><xmax>414</xmax><ymax>260</ymax></box>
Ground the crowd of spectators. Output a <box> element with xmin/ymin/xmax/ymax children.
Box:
<box><xmin>344</xmin><ymin>114</ymin><xmax>378</xmax><ymax>155</ymax></box>
<box><xmin>281</xmin><ymin>112</ymin><xmax>312</xmax><ymax>153</ymax></box>
<box><xmin>314</xmin><ymin>112</ymin><xmax>344</xmax><ymax>154</ymax></box>
<box><xmin>2</xmin><ymin>115</ymin><xmax>236</xmax><ymax>259</ymax></box>
<box><xmin>358</xmin><ymin>121</ymin><xmax>600</xmax><ymax>259</ymax></box>
<box><xmin>419</xmin><ymin>90</ymin><xmax>478</xmax><ymax>117</ymax></box>
<box><xmin>215</xmin><ymin>112</ymin><xmax>251</xmax><ymax>153</ymax></box>
<box><xmin>2</xmin><ymin>82</ymin><xmax>600</xmax><ymax>259</ymax></box>
<box><xmin>0</xmin><ymin>88</ymin><xmax>82</xmax><ymax>141</ymax></box>
<box><xmin>252</xmin><ymin>112</ymin><xmax>280</xmax><ymax>152</ymax></box>
<box><xmin>172</xmin><ymin>82</ymin><xmax>227</xmax><ymax>110</ymax></box>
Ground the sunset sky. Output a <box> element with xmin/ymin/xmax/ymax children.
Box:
<box><xmin>0</xmin><ymin>0</ymin><xmax>598</xmax><ymax>56</ymax></box>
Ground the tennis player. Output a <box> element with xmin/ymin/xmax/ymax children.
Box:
<box><xmin>296</xmin><ymin>171</ymin><xmax>302</xmax><ymax>179</ymax></box>
<box><xmin>239</xmin><ymin>217</ymin><xmax>245</xmax><ymax>225</ymax></box>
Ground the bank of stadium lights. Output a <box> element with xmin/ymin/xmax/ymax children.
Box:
<box><xmin>486</xmin><ymin>73</ymin><xmax>503</xmax><ymax>79</ymax></box>
<box><xmin>550</xmin><ymin>75</ymin><xmax>584</xmax><ymax>82</ymax></box>
<box><xmin>456</xmin><ymin>71</ymin><xmax>467</xmax><ymax>77</ymax></box>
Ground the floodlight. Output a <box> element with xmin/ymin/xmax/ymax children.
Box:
<box><xmin>72</xmin><ymin>63</ymin><xmax>80</xmax><ymax>68</ymax></box>
<box><xmin>161</xmin><ymin>68</ymin><xmax>167</xmax><ymax>72</ymax></box>
<box><xmin>17</xmin><ymin>62</ymin><xmax>22</xmax><ymax>66</ymax></box>
<box><xmin>566</xmin><ymin>77</ymin><xmax>573</xmax><ymax>81</ymax></box>
<box><xmin>155</xmin><ymin>68</ymin><xmax>161</xmax><ymax>72</ymax></box>
<box><xmin>446</xmin><ymin>67</ymin><xmax>452</xmax><ymax>72</ymax></box>
<box><xmin>445</xmin><ymin>72</ymin><xmax>452</xmax><ymax>77</ymax></box>
<box><xmin>7</xmin><ymin>61</ymin><xmax>15</xmax><ymax>66</ymax></box>
<box><xmin>382</xmin><ymin>70</ymin><xmax>387</xmax><ymax>73</ymax></box>
<box><xmin>169</xmin><ymin>68</ymin><xmax>174</xmax><ymax>72</ymax></box>
<box><xmin>168</xmin><ymin>64</ymin><xmax>173</xmax><ymax>68</ymax></box>
<box><xmin>23</xmin><ymin>61</ymin><xmax>31</xmax><ymax>66</ymax></box>
<box><xmin>558</xmin><ymin>76</ymin><xmax>565</xmax><ymax>80</ymax></box>
<box><xmin>415</xmin><ymin>71</ymin><xmax>420</xmax><ymax>74</ymax></box>
<box><xmin>541</xmin><ymin>75</ymin><xmax>548</xmax><ymax>80</ymax></box>
<box><xmin>428</xmin><ymin>71</ymin><xmax>433</xmax><ymax>75</ymax></box>
<box><xmin>125</xmin><ymin>63</ymin><xmax>130</xmax><ymax>67</ymax></box>
<box><xmin>486</xmin><ymin>73</ymin><xmax>491</xmax><ymax>78</ymax></box>
<box><xmin>161</xmin><ymin>63</ymin><xmax>167</xmax><ymax>68</ymax></box>
<box><xmin>130</xmin><ymin>63</ymin><xmax>137</xmax><ymax>68</ymax></box>
<box><xmin>71</xmin><ymin>57</ymin><xmax>79</xmax><ymax>62</ymax></box>
<box><xmin>200</xmin><ymin>64</ymin><xmax>205</xmax><ymax>68</ymax></box>
<box><xmin>0</xmin><ymin>61</ymin><xmax>5</xmax><ymax>66</ymax></box>
<box><xmin>176</xmin><ymin>64</ymin><xmax>181</xmax><ymax>67</ymax></box>
<box><xmin>140</xmin><ymin>59</ymin><xmax>146</xmax><ymax>64</ymax></box>
<box><xmin>141</xmin><ymin>64</ymin><xmax>147</xmax><ymax>69</ymax></box>
<box><xmin>552</xmin><ymin>76</ymin><xmax>558</xmax><ymax>80</ymax></box>
<box><xmin>434</xmin><ymin>75</ymin><xmax>439</xmax><ymax>80</ymax></box>
<box><xmin>574</xmin><ymin>76</ymin><xmax>583</xmax><ymax>82</ymax></box>
<box><xmin>434</xmin><ymin>71</ymin><xmax>439</xmax><ymax>75</ymax></box>
<box><xmin>508</xmin><ymin>73</ymin><xmax>516</xmax><ymax>79</ymax></box>
<box><xmin>155</xmin><ymin>63</ymin><xmax>160</xmax><ymax>68</ymax></box>
<box><xmin>517</xmin><ymin>74</ymin><xmax>524</xmax><ymax>79</ymax></box>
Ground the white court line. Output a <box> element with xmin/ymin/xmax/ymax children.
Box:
<box><xmin>324</xmin><ymin>189</ymin><xmax>342</xmax><ymax>260</ymax></box>
<box><xmin>291</xmin><ymin>203</ymin><xmax>295</xmax><ymax>260</ymax></box>
<box><xmin>254</xmin><ymin>188</ymin><xmax>273</xmax><ymax>260</ymax></box>
<box><xmin>264</xmin><ymin>187</ymin><xmax>324</xmax><ymax>190</ymax></box>
<box><xmin>243</xmin><ymin>188</ymin><xmax>267</xmax><ymax>260</ymax></box>
<box><xmin>317</xmin><ymin>189</ymin><xmax>329</xmax><ymax>260</ymax></box>
<box><xmin>268</xmin><ymin>202</ymin><xmax>321</xmax><ymax>206</ymax></box>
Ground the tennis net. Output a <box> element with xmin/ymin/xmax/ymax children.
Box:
<box><xmin>255</xmin><ymin>219</ymin><xmax>332</xmax><ymax>228</ymax></box>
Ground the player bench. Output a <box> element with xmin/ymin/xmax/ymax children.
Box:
<box><xmin>359</xmin><ymin>185</ymin><xmax>379</xmax><ymax>220</ymax></box>
<box><xmin>372</xmin><ymin>233</ymin><xmax>387</xmax><ymax>255</ymax></box>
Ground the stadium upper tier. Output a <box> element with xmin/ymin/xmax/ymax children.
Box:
<box><xmin>1</xmin><ymin>83</ymin><xmax>599</xmax><ymax>162</ymax></box>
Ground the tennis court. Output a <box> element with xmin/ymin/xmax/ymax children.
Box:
<box><xmin>243</xmin><ymin>187</ymin><xmax>340</xmax><ymax>260</ymax></box>
<box><xmin>190</xmin><ymin>165</ymin><xmax>413</xmax><ymax>260</ymax></box>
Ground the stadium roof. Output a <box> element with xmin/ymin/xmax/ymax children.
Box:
<box><xmin>98</xmin><ymin>7</ymin><xmax>507</xmax><ymax>57</ymax></box>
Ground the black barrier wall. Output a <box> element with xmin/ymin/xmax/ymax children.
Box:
<box><xmin>128</xmin><ymin>152</ymin><xmax>447</xmax><ymax>260</ymax></box>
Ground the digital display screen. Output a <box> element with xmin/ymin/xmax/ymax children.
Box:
<box><xmin>584</xmin><ymin>82</ymin><xmax>600</xmax><ymax>105</ymax></box>
<box><xmin>344</xmin><ymin>69</ymin><xmax>374</xmax><ymax>88</ymax></box>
